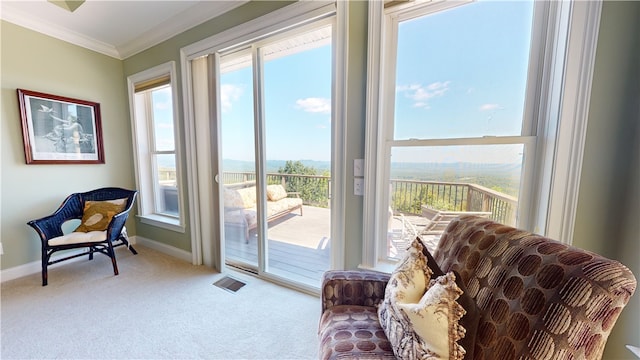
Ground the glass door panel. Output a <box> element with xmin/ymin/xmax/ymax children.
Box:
<box><xmin>220</xmin><ymin>49</ymin><xmax>258</xmax><ymax>269</ymax></box>
<box><xmin>261</xmin><ymin>25</ymin><xmax>332</xmax><ymax>288</ymax></box>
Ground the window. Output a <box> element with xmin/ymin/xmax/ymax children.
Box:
<box><xmin>128</xmin><ymin>61</ymin><xmax>184</xmax><ymax>232</ymax></box>
<box><xmin>363</xmin><ymin>0</ymin><xmax>600</xmax><ymax>268</ymax></box>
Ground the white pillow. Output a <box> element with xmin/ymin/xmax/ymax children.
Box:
<box><xmin>378</xmin><ymin>238</ymin><xmax>467</xmax><ymax>360</ymax></box>
<box><xmin>396</xmin><ymin>272</ymin><xmax>467</xmax><ymax>359</ymax></box>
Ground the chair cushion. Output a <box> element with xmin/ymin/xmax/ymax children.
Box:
<box><xmin>74</xmin><ymin>198</ymin><xmax>127</xmax><ymax>232</ymax></box>
<box><xmin>49</xmin><ymin>231</ymin><xmax>107</xmax><ymax>246</ymax></box>
<box><xmin>318</xmin><ymin>305</ymin><xmax>395</xmax><ymax>360</ymax></box>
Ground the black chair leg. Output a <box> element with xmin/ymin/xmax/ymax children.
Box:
<box><xmin>127</xmin><ymin>245</ymin><xmax>138</xmax><ymax>255</ymax></box>
<box><xmin>108</xmin><ymin>246</ymin><xmax>119</xmax><ymax>276</ymax></box>
<box><xmin>41</xmin><ymin>256</ymin><xmax>48</xmax><ymax>286</ymax></box>
<box><xmin>117</xmin><ymin>235</ymin><xmax>138</xmax><ymax>255</ymax></box>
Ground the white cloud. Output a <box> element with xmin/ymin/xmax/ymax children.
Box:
<box><xmin>397</xmin><ymin>81</ymin><xmax>451</xmax><ymax>109</ymax></box>
<box><xmin>296</xmin><ymin>97</ymin><xmax>331</xmax><ymax>114</ymax></box>
<box><xmin>479</xmin><ymin>104</ymin><xmax>503</xmax><ymax>111</ymax></box>
<box><xmin>220</xmin><ymin>84</ymin><xmax>244</xmax><ymax>112</ymax></box>
<box><xmin>154</xmin><ymin>101</ymin><xmax>171</xmax><ymax>111</ymax></box>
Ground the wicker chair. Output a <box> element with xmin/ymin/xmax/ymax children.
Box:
<box><xmin>27</xmin><ymin>187</ymin><xmax>138</xmax><ymax>286</ymax></box>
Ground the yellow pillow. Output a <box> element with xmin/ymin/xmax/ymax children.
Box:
<box><xmin>74</xmin><ymin>198</ymin><xmax>127</xmax><ymax>232</ymax></box>
<box><xmin>266</xmin><ymin>184</ymin><xmax>288</xmax><ymax>201</ymax></box>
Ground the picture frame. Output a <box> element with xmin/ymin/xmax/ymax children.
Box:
<box><xmin>17</xmin><ymin>89</ymin><xmax>104</xmax><ymax>164</ymax></box>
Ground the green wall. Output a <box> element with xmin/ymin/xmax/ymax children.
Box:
<box><xmin>120</xmin><ymin>0</ymin><xmax>370</xmax><ymax>260</ymax></box>
<box><xmin>1</xmin><ymin>1</ymin><xmax>637</xmax><ymax>354</ymax></box>
<box><xmin>342</xmin><ymin>1</ymin><xmax>368</xmax><ymax>269</ymax></box>
<box><xmin>122</xmin><ymin>1</ymin><xmax>294</xmax><ymax>251</ymax></box>
<box><xmin>1</xmin><ymin>21</ymin><xmax>135</xmax><ymax>270</ymax></box>
<box><xmin>574</xmin><ymin>1</ymin><xmax>640</xmax><ymax>358</ymax></box>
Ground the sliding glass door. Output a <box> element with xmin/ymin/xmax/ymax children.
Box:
<box><xmin>220</xmin><ymin>48</ymin><xmax>258</xmax><ymax>268</ymax></box>
<box><xmin>219</xmin><ymin>21</ymin><xmax>333</xmax><ymax>289</ymax></box>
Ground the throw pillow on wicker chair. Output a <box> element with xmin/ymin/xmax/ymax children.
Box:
<box><xmin>74</xmin><ymin>198</ymin><xmax>127</xmax><ymax>232</ymax></box>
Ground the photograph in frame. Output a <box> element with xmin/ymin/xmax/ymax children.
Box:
<box><xmin>17</xmin><ymin>89</ymin><xmax>104</xmax><ymax>164</ymax></box>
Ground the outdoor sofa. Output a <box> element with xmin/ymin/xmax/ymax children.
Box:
<box><xmin>223</xmin><ymin>182</ymin><xmax>303</xmax><ymax>242</ymax></box>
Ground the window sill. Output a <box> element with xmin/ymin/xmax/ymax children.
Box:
<box><xmin>358</xmin><ymin>260</ymin><xmax>397</xmax><ymax>275</ymax></box>
<box><xmin>137</xmin><ymin>214</ymin><xmax>185</xmax><ymax>233</ymax></box>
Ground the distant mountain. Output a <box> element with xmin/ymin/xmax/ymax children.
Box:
<box><xmin>223</xmin><ymin>159</ymin><xmax>331</xmax><ymax>173</ymax></box>
<box><xmin>390</xmin><ymin>161</ymin><xmax>522</xmax><ymax>179</ymax></box>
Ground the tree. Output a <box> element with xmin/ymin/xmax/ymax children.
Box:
<box><xmin>277</xmin><ymin>161</ymin><xmax>329</xmax><ymax>207</ymax></box>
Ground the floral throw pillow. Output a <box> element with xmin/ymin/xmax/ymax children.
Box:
<box><xmin>74</xmin><ymin>198</ymin><xmax>127</xmax><ymax>232</ymax></box>
<box><xmin>378</xmin><ymin>238</ymin><xmax>467</xmax><ymax>360</ymax></box>
<box><xmin>397</xmin><ymin>272</ymin><xmax>467</xmax><ymax>359</ymax></box>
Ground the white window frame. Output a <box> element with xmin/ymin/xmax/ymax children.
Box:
<box><xmin>127</xmin><ymin>61</ymin><xmax>186</xmax><ymax>232</ymax></box>
<box><xmin>362</xmin><ymin>0</ymin><xmax>602</xmax><ymax>270</ymax></box>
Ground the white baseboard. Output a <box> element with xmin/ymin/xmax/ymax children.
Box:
<box><xmin>0</xmin><ymin>236</ymin><xmax>193</xmax><ymax>283</ymax></box>
<box><xmin>0</xmin><ymin>248</ymin><xmax>87</xmax><ymax>283</ymax></box>
<box><xmin>132</xmin><ymin>235</ymin><xmax>193</xmax><ymax>263</ymax></box>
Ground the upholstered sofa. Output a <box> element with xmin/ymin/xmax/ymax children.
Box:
<box><xmin>319</xmin><ymin>215</ymin><xmax>637</xmax><ymax>360</ymax></box>
<box><xmin>223</xmin><ymin>183</ymin><xmax>303</xmax><ymax>241</ymax></box>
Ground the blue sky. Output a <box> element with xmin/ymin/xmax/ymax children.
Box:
<box><xmin>394</xmin><ymin>1</ymin><xmax>533</xmax><ymax>141</ymax></box>
<box><xmin>153</xmin><ymin>0</ymin><xmax>534</xmax><ymax>166</ymax></box>
<box><xmin>219</xmin><ymin>43</ymin><xmax>332</xmax><ymax>163</ymax></box>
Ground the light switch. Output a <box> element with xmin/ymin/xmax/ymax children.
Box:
<box><xmin>354</xmin><ymin>178</ymin><xmax>364</xmax><ymax>196</ymax></box>
<box><xmin>354</xmin><ymin>159</ymin><xmax>364</xmax><ymax>177</ymax></box>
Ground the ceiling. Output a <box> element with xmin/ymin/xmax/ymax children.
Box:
<box><xmin>0</xmin><ymin>0</ymin><xmax>248</xmax><ymax>60</ymax></box>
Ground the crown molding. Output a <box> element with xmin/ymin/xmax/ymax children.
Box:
<box><xmin>1</xmin><ymin>1</ymin><xmax>248</xmax><ymax>60</ymax></box>
<box><xmin>1</xmin><ymin>5</ymin><xmax>120</xmax><ymax>58</ymax></box>
<box><xmin>117</xmin><ymin>1</ymin><xmax>248</xmax><ymax>59</ymax></box>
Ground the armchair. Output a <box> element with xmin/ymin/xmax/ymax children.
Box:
<box><xmin>27</xmin><ymin>187</ymin><xmax>138</xmax><ymax>286</ymax></box>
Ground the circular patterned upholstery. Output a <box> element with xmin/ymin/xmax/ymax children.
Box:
<box><xmin>433</xmin><ymin>215</ymin><xmax>637</xmax><ymax>360</ymax></box>
<box><xmin>321</xmin><ymin>270</ymin><xmax>390</xmax><ymax>313</ymax></box>
<box><xmin>318</xmin><ymin>305</ymin><xmax>395</xmax><ymax>360</ymax></box>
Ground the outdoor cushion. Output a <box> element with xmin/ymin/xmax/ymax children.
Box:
<box><xmin>236</xmin><ymin>187</ymin><xmax>256</xmax><ymax>208</ymax></box>
<box><xmin>223</xmin><ymin>188</ymin><xmax>245</xmax><ymax>209</ymax></box>
<box><xmin>266</xmin><ymin>184</ymin><xmax>288</xmax><ymax>201</ymax></box>
<box><xmin>267</xmin><ymin>197</ymin><xmax>302</xmax><ymax>216</ymax></box>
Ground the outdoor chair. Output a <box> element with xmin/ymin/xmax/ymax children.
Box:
<box><xmin>420</xmin><ymin>205</ymin><xmax>492</xmax><ymax>234</ymax></box>
<box><xmin>27</xmin><ymin>187</ymin><xmax>138</xmax><ymax>286</ymax></box>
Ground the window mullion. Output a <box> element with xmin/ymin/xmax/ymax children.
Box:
<box><xmin>252</xmin><ymin>44</ymin><xmax>268</xmax><ymax>274</ymax></box>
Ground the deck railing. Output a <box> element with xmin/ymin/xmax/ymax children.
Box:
<box><xmin>222</xmin><ymin>172</ymin><xmax>331</xmax><ymax>208</ymax></box>
<box><xmin>390</xmin><ymin>179</ymin><xmax>517</xmax><ymax>225</ymax></box>
<box><xmin>164</xmin><ymin>170</ymin><xmax>517</xmax><ymax>225</ymax></box>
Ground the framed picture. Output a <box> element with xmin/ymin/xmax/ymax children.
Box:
<box><xmin>17</xmin><ymin>89</ymin><xmax>104</xmax><ymax>164</ymax></box>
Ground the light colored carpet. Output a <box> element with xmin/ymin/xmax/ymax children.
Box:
<box><xmin>1</xmin><ymin>245</ymin><xmax>320</xmax><ymax>359</ymax></box>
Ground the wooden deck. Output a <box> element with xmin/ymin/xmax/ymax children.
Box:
<box><xmin>225</xmin><ymin>205</ymin><xmax>331</xmax><ymax>288</ymax></box>
<box><xmin>224</xmin><ymin>205</ymin><xmax>441</xmax><ymax>288</ymax></box>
